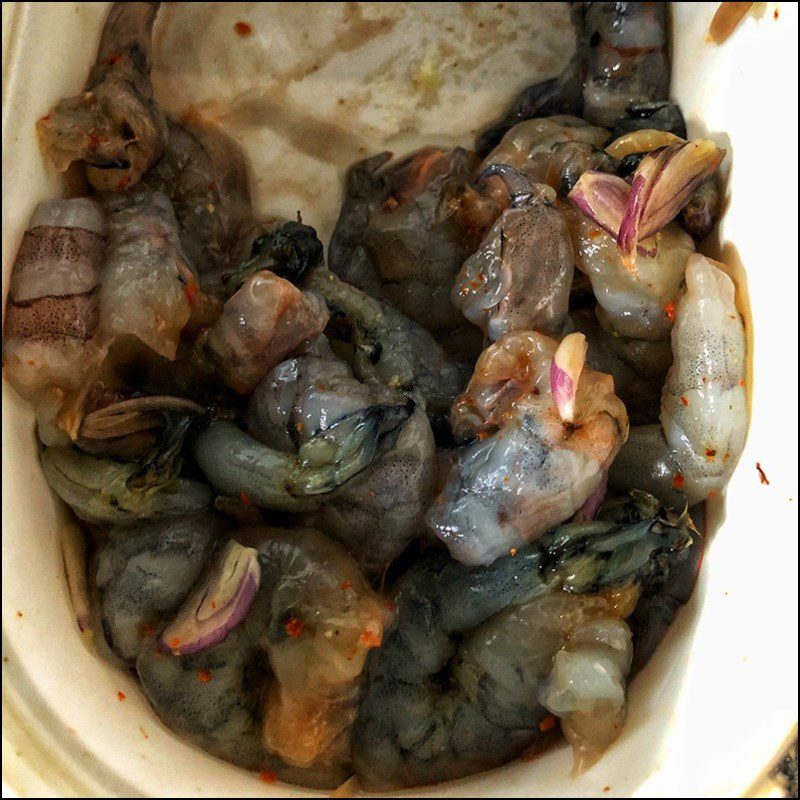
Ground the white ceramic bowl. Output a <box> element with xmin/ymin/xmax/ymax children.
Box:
<box><xmin>2</xmin><ymin>3</ymin><xmax>797</xmax><ymax>796</ymax></box>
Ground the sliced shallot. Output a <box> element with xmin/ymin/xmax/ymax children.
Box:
<box><xmin>159</xmin><ymin>540</ymin><xmax>260</xmax><ymax>655</ymax></box>
<box><xmin>550</xmin><ymin>332</ymin><xmax>587</xmax><ymax>424</ymax></box>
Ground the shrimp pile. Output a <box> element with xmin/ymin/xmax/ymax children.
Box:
<box><xmin>4</xmin><ymin>2</ymin><xmax>747</xmax><ymax>792</ymax></box>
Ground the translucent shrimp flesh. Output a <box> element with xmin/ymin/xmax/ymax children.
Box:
<box><xmin>427</xmin><ymin>330</ymin><xmax>628</xmax><ymax>565</ymax></box>
<box><xmin>354</xmin><ymin>494</ymin><xmax>695</xmax><ymax>789</ymax></box>
<box><xmin>610</xmin><ymin>255</ymin><xmax>748</xmax><ymax>507</ymax></box>
<box><xmin>2</xmin><ymin>198</ymin><xmax>106</xmax><ymax>441</ymax></box>
<box><xmin>36</xmin><ymin>1</ymin><xmax>167</xmax><ymax>191</ymax></box>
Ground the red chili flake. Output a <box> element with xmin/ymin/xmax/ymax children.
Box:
<box><xmin>680</xmin><ymin>396</ymin><xmax>689</xmax><ymax>406</ymax></box>
<box><xmin>588</xmin><ymin>228</ymin><xmax>602</xmax><ymax>239</ymax></box>
<box><xmin>39</xmin><ymin>114</ymin><xmax>52</xmax><ymax>122</ymax></box>
<box><xmin>663</xmin><ymin>302</ymin><xmax>676</xmax><ymax>322</ymax></box>
<box><xmin>184</xmin><ymin>282</ymin><xmax>198</xmax><ymax>303</ymax></box>
<box><xmin>382</xmin><ymin>197</ymin><xmax>400</xmax><ymax>213</ymax></box>
<box><xmin>359</xmin><ymin>628</ymin><xmax>382</xmax><ymax>649</ymax></box>
<box><xmin>197</xmin><ymin>669</ymin><xmax>213</xmax><ymax>683</ymax></box>
<box><xmin>117</xmin><ymin>691</ymin><xmax>126</xmax><ymax>701</ymax></box>
<box><xmin>756</xmin><ymin>463</ymin><xmax>770</xmax><ymax>485</ymax></box>
<box><xmin>259</xmin><ymin>771</ymin><xmax>277</xmax><ymax>783</ymax></box>
<box><xmin>739</xmin><ymin>379</ymin><xmax>746</xmax><ymax>387</ymax></box>
<box><xmin>603</xmin><ymin>788</ymin><xmax>611</xmax><ymax>793</ymax></box>
<box><xmin>117</xmin><ymin>175</ymin><xmax>131</xmax><ymax>191</ymax></box>
<box><xmin>16</xmin><ymin>611</ymin><xmax>23</xmax><ymax>618</ymax></box>
<box><xmin>107</xmin><ymin>51</ymin><xmax>122</xmax><ymax>65</ymax></box>
<box><xmin>774</xmin><ymin>8</ymin><xmax>779</xmax><ymax>19</ymax></box>
<box><xmin>240</xmin><ymin>492</ymin><xmax>253</xmax><ymax>506</ymax></box>
<box><xmin>88</xmin><ymin>134</ymin><xmax>101</xmax><ymax>148</ymax></box>
<box><xmin>341</xmin><ymin>580</ymin><xmax>353</xmax><ymax>591</ymax></box>
<box><xmin>169</xmin><ymin>636</ymin><xmax>181</xmax><ymax>649</ymax></box>
<box><xmin>705</xmin><ymin>448</ymin><xmax>717</xmax><ymax>460</ymax></box>
<box><xmin>210</xmin><ymin>600</ymin><xmax>217</xmax><ymax>609</ymax></box>
<box><xmin>509</xmin><ymin>547</ymin><xmax>518</xmax><ymax>556</ymax></box>
<box><xmin>234</xmin><ymin>20</ymin><xmax>253</xmax><ymax>37</ymax></box>
<box><xmin>385</xmin><ymin>599</ymin><xmax>396</xmax><ymax>613</ymax></box>
<box><xmin>539</xmin><ymin>714</ymin><xmax>556</xmax><ymax>732</ymax></box>
<box><xmin>27</xmin><ymin>359</ymin><xmax>35</xmax><ymax>366</ymax></box>
<box><xmin>532</xmin><ymin>386</ymin><xmax>540</xmax><ymax>395</ymax></box>
<box><xmin>285</xmin><ymin>617</ymin><xmax>305</xmax><ymax>638</ymax></box>
<box><xmin>672</xmin><ymin>473</ymin><xmax>685</xmax><ymax>490</ymax></box>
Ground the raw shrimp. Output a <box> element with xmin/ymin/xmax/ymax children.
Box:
<box><xmin>245</xmin><ymin>353</ymin><xmax>436</xmax><ymax>577</ymax></box>
<box><xmin>353</xmin><ymin>495</ymin><xmax>696</xmax><ymax>789</ymax></box>
<box><xmin>597</xmin><ymin>491</ymin><xmax>705</xmax><ymax>675</ymax></box>
<box><xmin>41</xmin><ymin>416</ymin><xmax>211</xmax><ymax>524</ymax></box>
<box><xmin>3</xmin><ymin>198</ymin><xmax>106</xmax><ymax>442</ymax></box>
<box><xmin>306</xmin><ymin>269</ymin><xmax>470</xmax><ymax>420</ymax></box>
<box><xmin>143</xmin><ymin>119</ymin><xmax>253</xmax><ymax>276</ymax></box>
<box><xmin>37</xmin><ymin>1</ymin><xmax>167</xmax><ymax>191</ymax></box>
<box><xmin>100</xmin><ymin>188</ymin><xmax>198</xmax><ymax>360</ymax></box>
<box><xmin>566</xmin><ymin>206</ymin><xmax>695</xmax><ymax>340</ymax></box>
<box><xmin>564</xmin><ymin>308</ymin><xmax>672</xmax><ymax>425</ymax></box>
<box><xmin>136</xmin><ymin>526</ymin><xmax>389</xmax><ymax>787</ymax></box>
<box><xmin>610</xmin><ymin>255</ymin><xmax>748</xmax><ymax>507</ymax></box>
<box><xmin>95</xmin><ymin>510</ymin><xmax>227</xmax><ymax>661</ymax></box>
<box><xmin>199</xmin><ymin>271</ymin><xmax>328</xmax><ymax>395</ymax></box>
<box><xmin>195</xmin><ymin>389</ymin><xmax>415</xmax><ymax>516</ymax></box>
<box><xmin>328</xmin><ymin>148</ymin><xmax>478</xmax><ymax>336</ymax></box>
<box><xmin>452</xmin><ymin>165</ymin><xmax>574</xmax><ymax>340</ymax></box>
<box><xmin>580</xmin><ymin>2</ymin><xmax>670</xmax><ymax>129</ymax></box>
<box><xmin>482</xmin><ymin>116</ymin><xmax>616</xmax><ymax>198</ymax></box>
<box><xmin>193</xmin><ymin>421</ymin><xmax>321</xmax><ymax>513</ymax></box>
<box><xmin>427</xmin><ymin>331</ymin><xmax>628</xmax><ymax>566</ymax></box>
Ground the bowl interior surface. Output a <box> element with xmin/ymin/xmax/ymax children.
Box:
<box><xmin>2</xmin><ymin>2</ymin><xmax>797</xmax><ymax>797</ymax></box>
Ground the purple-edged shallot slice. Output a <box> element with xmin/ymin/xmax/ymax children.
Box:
<box><xmin>617</xmin><ymin>140</ymin><xmax>724</xmax><ymax>262</ymax></box>
<box><xmin>568</xmin><ymin>139</ymin><xmax>724</xmax><ymax>264</ymax></box>
<box><xmin>159</xmin><ymin>540</ymin><xmax>260</xmax><ymax>655</ymax></box>
<box><xmin>550</xmin><ymin>332</ymin><xmax>587</xmax><ymax>424</ymax></box>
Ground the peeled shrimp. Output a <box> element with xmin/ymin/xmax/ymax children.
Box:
<box><xmin>427</xmin><ymin>331</ymin><xmax>628</xmax><ymax>565</ymax></box>
<box><xmin>452</xmin><ymin>166</ymin><xmax>574</xmax><ymax>340</ymax></box>
<box><xmin>246</xmin><ymin>352</ymin><xmax>435</xmax><ymax>577</ymax></box>
<box><xmin>36</xmin><ymin>1</ymin><xmax>167</xmax><ymax>191</ymax></box>
<box><xmin>610</xmin><ymin>255</ymin><xmax>747</xmax><ymax>507</ymax></box>
<box><xmin>567</xmin><ymin>207</ymin><xmax>696</xmax><ymax>340</ymax></box>
<box><xmin>199</xmin><ymin>270</ymin><xmax>329</xmax><ymax>395</ymax></box>
<box><xmin>136</xmin><ymin>526</ymin><xmax>388</xmax><ymax>788</ymax></box>
<box><xmin>3</xmin><ymin>198</ymin><xmax>106</xmax><ymax>442</ymax></box>
<box><xmin>95</xmin><ymin>510</ymin><xmax>226</xmax><ymax>661</ymax></box>
<box><xmin>100</xmin><ymin>188</ymin><xmax>197</xmax><ymax>360</ymax></box>
<box><xmin>353</xmin><ymin>496</ymin><xmax>695</xmax><ymax>789</ymax></box>
<box><xmin>328</xmin><ymin>148</ymin><xmax>478</xmax><ymax>336</ymax></box>
<box><xmin>580</xmin><ymin>2</ymin><xmax>670</xmax><ymax>129</ymax></box>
